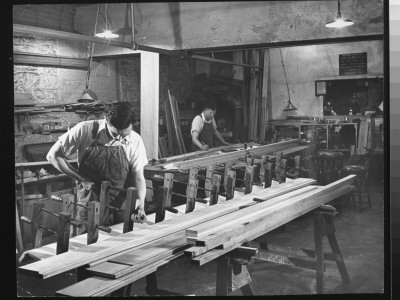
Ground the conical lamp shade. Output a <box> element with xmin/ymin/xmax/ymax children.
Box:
<box><xmin>78</xmin><ymin>90</ymin><xmax>94</xmax><ymax>103</ymax></box>
<box><xmin>283</xmin><ymin>100</ymin><xmax>298</xmax><ymax>111</ymax></box>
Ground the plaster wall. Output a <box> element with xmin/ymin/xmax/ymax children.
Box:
<box><xmin>268</xmin><ymin>40</ymin><xmax>384</xmax><ymax>120</ymax></box>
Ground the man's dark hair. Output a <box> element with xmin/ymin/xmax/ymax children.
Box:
<box><xmin>106</xmin><ymin>101</ymin><xmax>136</xmax><ymax>130</ymax></box>
<box><xmin>203</xmin><ymin>101</ymin><xmax>217</xmax><ymax>111</ymax></box>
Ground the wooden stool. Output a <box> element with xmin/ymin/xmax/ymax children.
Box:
<box><xmin>342</xmin><ymin>165</ymin><xmax>371</xmax><ymax>210</ymax></box>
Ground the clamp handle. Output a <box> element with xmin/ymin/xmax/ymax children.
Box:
<box><xmin>21</xmin><ymin>216</ymin><xmax>32</xmax><ymax>224</ymax></box>
<box><xmin>165</xmin><ymin>207</ymin><xmax>179</xmax><ymax>214</ymax></box>
<box><xmin>96</xmin><ymin>225</ymin><xmax>112</xmax><ymax>233</ymax></box>
<box><xmin>51</xmin><ymin>195</ymin><xmax>63</xmax><ymax>202</ymax></box>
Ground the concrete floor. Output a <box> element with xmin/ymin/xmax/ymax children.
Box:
<box><xmin>17</xmin><ymin>183</ymin><xmax>384</xmax><ymax>296</ymax></box>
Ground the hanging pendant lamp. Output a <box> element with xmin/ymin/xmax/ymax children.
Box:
<box><xmin>94</xmin><ymin>4</ymin><xmax>119</xmax><ymax>39</ymax></box>
<box><xmin>78</xmin><ymin>4</ymin><xmax>102</xmax><ymax>103</ymax></box>
<box><xmin>325</xmin><ymin>0</ymin><xmax>354</xmax><ymax>28</ymax></box>
<box><xmin>279</xmin><ymin>48</ymin><xmax>298</xmax><ymax>112</ymax></box>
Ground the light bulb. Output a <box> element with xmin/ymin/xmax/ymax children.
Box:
<box><xmin>325</xmin><ymin>18</ymin><xmax>354</xmax><ymax>28</ymax></box>
<box><xmin>95</xmin><ymin>30</ymin><xmax>119</xmax><ymax>39</ymax></box>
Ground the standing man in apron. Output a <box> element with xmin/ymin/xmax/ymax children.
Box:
<box><xmin>190</xmin><ymin>101</ymin><xmax>230</xmax><ymax>152</ymax></box>
<box><xmin>46</xmin><ymin>101</ymin><xmax>148</xmax><ymax>233</ymax></box>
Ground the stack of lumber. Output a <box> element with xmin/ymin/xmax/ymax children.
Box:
<box><xmin>20</xmin><ymin>177</ymin><xmax>356</xmax><ymax>296</ymax></box>
<box><xmin>19</xmin><ymin>178</ymin><xmax>318</xmax><ymax>279</ymax></box>
<box><xmin>184</xmin><ymin>175</ymin><xmax>356</xmax><ymax>266</ymax></box>
<box><xmin>167</xmin><ymin>90</ymin><xmax>186</xmax><ymax>155</ymax></box>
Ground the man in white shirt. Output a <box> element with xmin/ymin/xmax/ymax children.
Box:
<box><xmin>190</xmin><ymin>101</ymin><xmax>230</xmax><ymax>152</ymax></box>
<box><xmin>46</xmin><ymin>102</ymin><xmax>148</xmax><ymax>232</ymax></box>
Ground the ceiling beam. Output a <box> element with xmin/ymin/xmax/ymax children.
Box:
<box><xmin>190</xmin><ymin>34</ymin><xmax>384</xmax><ymax>54</ymax></box>
<box><xmin>13</xmin><ymin>24</ymin><xmax>183</xmax><ymax>57</ymax></box>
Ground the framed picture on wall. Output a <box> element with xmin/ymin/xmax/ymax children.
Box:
<box><xmin>315</xmin><ymin>81</ymin><xmax>327</xmax><ymax>96</ymax></box>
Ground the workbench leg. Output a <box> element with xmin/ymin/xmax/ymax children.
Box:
<box><xmin>240</xmin><ymin>283</ymin><xmax>255</xmax><ymax>296</ymax></box>
<box><xmin>325</xmin><ymin>221</ymin><xmax>351</xmax><ymax>292</ymax></box>
<box><xmin>146</xmin><ymin>272</ymin><xmax>159</xmax><ymax>295</ymax></box>
<box><xmin>314</xmin><ymin>212</ymin><xmax>325</xmax><ymax>294</ymax></box>
<box><xmin>76</xmin><ymin>266</ymin><xmax>91</xmax><ymax>282</ymax></box>
<box><xmin>216</xmin><ymin>256</ymin><xmax>231</xmax><ymax>296</ymax></box>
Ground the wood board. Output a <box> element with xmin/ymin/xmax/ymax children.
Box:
<box><xmin>172</xmin><ymin>139</ymin><xmax>298</xmax><ymax>169</ymax></box>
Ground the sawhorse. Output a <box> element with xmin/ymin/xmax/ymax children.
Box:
<box><xmin>246</xmin><ymin>205</ymin><xmax>351</xmax><ymax>294</ymax></box>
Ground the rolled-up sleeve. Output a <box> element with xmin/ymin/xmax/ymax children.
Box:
<box><xmin>191</xmin><ymin>116</ymin><xmax>203</xmax><ymax>135</ymax></box>
<box><xmin>130</xmin><ymin>137</ymin><xmax>148</xmax><ymax>172</ymax></box>
<box><xmin>58</xmin><ymin>122</ymin><xmax>86</xmax><ymax>158</ymax></box>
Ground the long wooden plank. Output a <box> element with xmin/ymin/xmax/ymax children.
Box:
<box><xmin>164</xmin><ymin>98</ymin><xmax>176</xmax><ymax>155</ymax></box>
<box><xmin>189</xmin><ymin>187</ymin><xmax>332</xmax><ymax>252</ymax></box>
<box><xmin>18</xmin><ymin>178</ymin><xmax>314</xmax><ymax>279</ymax></box>
<box><xmin>168</xmin><ymin>90</ymin><xmax>185</xmax><ymax>154</ymax></box>
<box><xmin>173</xmin><ymin>139</ymin><xmax>298</xmax><ymax>169</ymax></box>
<box><xmin>186</xmin><ymin>187</ymin><xmax>325</xmax><ymax>257</ymax></box>
<box><xmin>189</xmin><ymin>175</ymin><xmax>355</xmax><ymax>240</ymax></box>
<box><xmin>185</xmin><ymin>185</ymin><xmax>318</xmax><ymax>238</ymax></box>
<box><xmin>191</xmin><ymin>183</ymin><xmax>355</xmax><ymax>266</ymax></box>
<box><xmin>173</xmin><ymin>95</ymin><xmax>187</xmax><ymax>153</ymax></box>
<box><xmin>161</xmin><ymin>143</ymin><xmax>253</xmax><ymax>163</ymax></box>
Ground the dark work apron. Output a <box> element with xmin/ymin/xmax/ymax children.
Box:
<box><xmin>191</xmin><ymin>116</ymin><xmax>214</xmax><ymax>152</ymax></box>
<box><xmin>72</xmin><ymin>121</ymin><xmax>130</xmax><ymax>232</ymax></box>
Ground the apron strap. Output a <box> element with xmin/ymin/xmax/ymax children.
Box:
<box><xmin>91</xmin><ymin>121</ymin><xmax>99</xmax><ymax>145</ymax></box>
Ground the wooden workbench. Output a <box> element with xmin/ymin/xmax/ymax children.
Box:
<box><xmin>144</xmin><ymin>140</ymin><xmax>304</xmax><ymax>180</ymax></box>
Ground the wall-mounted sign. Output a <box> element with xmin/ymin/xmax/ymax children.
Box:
<box><xmin>339</xmin><ymin>52</ymin><xmax>367</xmax><ymax>75</ymax></box>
